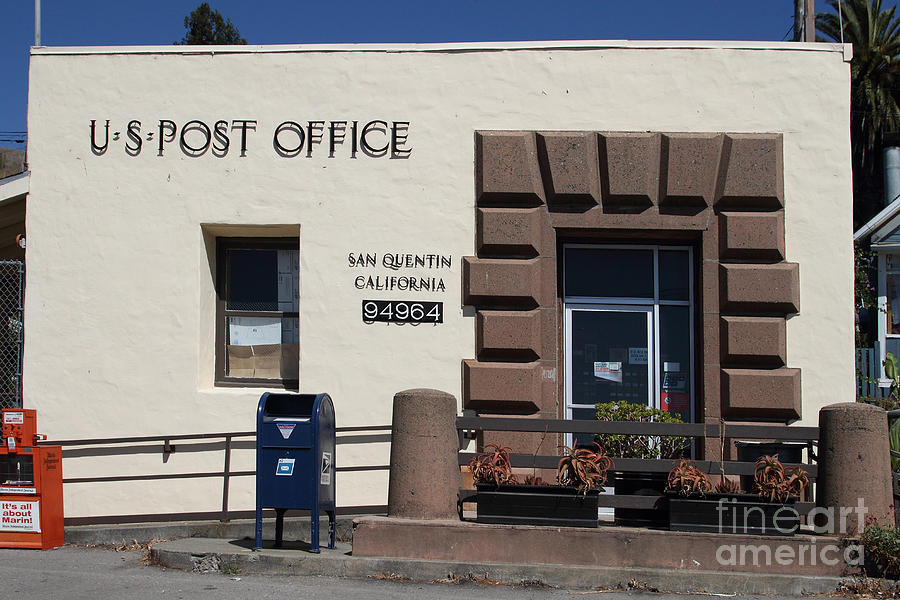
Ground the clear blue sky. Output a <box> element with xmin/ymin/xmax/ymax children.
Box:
<box><xmin>0</xmin><ymin>0</ymin><xmax>873</xmax><ymax>146</ymax></box>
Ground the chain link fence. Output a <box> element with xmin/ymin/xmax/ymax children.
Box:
<box><xmin>0</xmin><ymin>261</ymin><xmax>24</xmax><ymax>409</ymax></box>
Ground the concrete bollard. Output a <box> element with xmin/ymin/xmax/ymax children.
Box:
<box><xmin>817</xmin><ymin>402</ymin><xmax>894</xmax><ymax>535</ymax></box>
<box><xmin>387</xmin><ymin>388</ymin><xmax>459</xmax><ymax>519</ymax></box>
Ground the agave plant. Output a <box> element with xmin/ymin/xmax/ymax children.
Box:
<box><xmin>783</xmin><ymin>465</ymin><xmax>810</xmax><ymax>498</ymax></box>
<box><xmin>557</xmin><ymin>442</ymin><xmax>613</xmax><ymax>494</ymax></box>
<box><xmin>753</xmin><ymin>454</ymin><xmax>809</xmax><ymax>503</ymax></box>
<box><xmin>468</xmin><ymin>443</ymin><xmax>518</xmax><ymax>486</ymax></box>
<box><xmin>753</xmin><ymin>455</ymin><xmax>785</xmax><ymax>501</ymax></box>
<box><xmin>665</xmin><ymin>460</ymin><xmax>712</xmax><ymax>497</ymax></box>
<box><xmin>522</xmin><ymin>474</ymin><xmax>548</xmax><ymax>486</ymax></box>
<box><xmin>714</xmin><ymin>477</ymin><xmax>742</xmax><ymax>495</ymax></box>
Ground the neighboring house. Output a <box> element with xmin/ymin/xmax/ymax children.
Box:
<box><xmin>0</xmin><ymin>170</ymin><xmax>27</xmax><ymax>410</ymax></box>
<box><xmin>0</xmin><ymin>149</ymin><xmax>25</xmax><ymax>181</ymax></box>
<box><xmin>0</xmin><ymin>170</ymin><xmax>26</xmax><ymax>261</ymax></box>
<box><xmin>855</xmin><ymin>195</ymin><xmax>900</xmax><ymax>382</ymax></box>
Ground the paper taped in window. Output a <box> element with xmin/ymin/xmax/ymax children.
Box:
<box><xmin>227</xmin><ymin>343</ymin><xmax>299</xmax><ymax>379</ymax></box>
<box><xmin>227</xmin><ymin>345</ymin><xmax>255</xmax><ymax>377</ymax></box>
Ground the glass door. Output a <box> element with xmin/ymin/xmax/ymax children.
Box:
<box><xmin>565</xmin><ymin>305</ymin><xmax>653</xmax><ymax>446</ymax></box>
<box><xmin>562</xmin><ymin>244</ymin><xmax>695</xmax><ymax>430</ymax></box>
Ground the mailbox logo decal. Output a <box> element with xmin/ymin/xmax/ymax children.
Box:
<box><xmin>276</xmin><ymin>458</ymin><xmax>295</xmax><ymax>476</ymax></box>
<box><xmin>320</xmin><ymin>452</ymin><xmax>332</xmax><ymax>485</ymax></box>
<box><xmin>277</xmin><ymin>424</ymin><xmax>295</xmax><ymax>439</ymax></box>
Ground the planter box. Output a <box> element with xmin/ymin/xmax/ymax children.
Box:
<box><xmin>667</xmin><ymin>493</ymin><xmax>800</xmax><ymax>536</ymax></box>
<box><xmin>475</xmin><ymin>484</ymin><xmax>599</xmax><ymax>528</ymax></box>
<box><xmin>612</xmin><ymin>471</ymin><xmax>668</xmax><ymax>528</ymax></box>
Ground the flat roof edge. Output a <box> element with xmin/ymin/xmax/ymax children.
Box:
<box><xmin>0</xmin><ymin>171</ymin><xmax>29</xmax><ymax>204</ymax></box>
<box><xmin>30</xmin><ymin>40</ymin><xmax>849</xmax><ymax>57</ymax></box>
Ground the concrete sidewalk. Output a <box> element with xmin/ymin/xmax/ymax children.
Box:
<box><xmin>64</xmin><ymin>518</ymin><xmax>850</xmax><ymax>596</ymax></box>
<box><xmin>147</xmin><ymin>536</ymin><xmax>846</xmax><ymax>596</ymax></box>
<box><xmin>64</xmin><ymin>515</ymin><xmax>355</xmax><ymax>547</ymax></box>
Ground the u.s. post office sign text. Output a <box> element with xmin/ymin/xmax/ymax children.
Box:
<box><xmin>89</xmin><ymin>118</ymin><xmax>411</xmax><ymax>159</ymax></box>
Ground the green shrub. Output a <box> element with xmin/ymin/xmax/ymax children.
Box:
<box><xmin>594</xmin><ymin>402</ymin><xmax>689</xmax><ymax>459</ymax></box>
<box><xmin>858</xmin><ymin>395</ymin><xmax>900</xmax><ymax>411</ymax></box>
<box><xmin>861</xmin><ymin>519</ymin><xmax>900</xmax><ymax>579</ymax></box>
<box><xmin>891</xmin><ymin>418</ymin><xmax>900</xmax><ymax>473</ymax></box>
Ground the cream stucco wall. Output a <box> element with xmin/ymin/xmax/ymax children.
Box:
<box><xmin>24</xmin><ymin>41</ymin><xmax>853</xmax><ymax>519</ymax></box>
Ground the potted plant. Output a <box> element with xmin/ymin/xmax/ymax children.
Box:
<box><xmin>713</xmin><ymin>476</ymin><xmax>742</xmax><ymax>495</ymax></box>
<box><xmin>594</xmin><ymin>401</ymin><xmax>689</xmax><ymax>527</ymax></box>
<box><xmin>665</xmin><ymin>454</ymin><xmax>808</xmax><ymax>536</ymax></box>
<box><xmin>665</xmin><ymin>460</ymin><xmax>711</xmax><ymax>497</ymax></box>
<box><xmin>468</xmin><ymin>442</ymin><xmax>517</xmax><ymax>486</ymax></box>
<box><xmin>753</xmin><ymin>454</ymin><xmax>809</xmax><ymax>502</ymax></box>
<box><xmin>557</xmin><ymin>442</ymin><xmax>614</xmax><ymax>493</ymax></box>
<box><xmin>471</xmin><ymin>442</ymin><xmax>613</xmax><ymax>528</ymax></box>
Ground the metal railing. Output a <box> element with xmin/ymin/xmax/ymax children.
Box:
<box><xmin>40</xmin><ymin>425</ymin><xmax>392</xmax><ymax>525</ymax></box>
<box><xmin>457</xmin><ymin>416</ymin><xmax>819</xmax><ymax>515</ymax></box>
<box><xmin>40</xmin><ymin>417</ymin><xmax>821</xmax><ymax>524</ymax></box>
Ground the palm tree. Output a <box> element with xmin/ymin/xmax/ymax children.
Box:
<box><xmin>818</xmin><ymin>0</ymin><xmax>900</xmax><ymax>180</ymax></box>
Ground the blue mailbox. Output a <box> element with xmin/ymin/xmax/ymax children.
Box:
<box><xmin>254</xmin><ymin>392</ymin><xmax>336</xmax><ymax>552</ymax></box>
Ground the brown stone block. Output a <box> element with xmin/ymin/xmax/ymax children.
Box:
<box><xmin>477</xmin><ymin>309</ymin><xmax>558</xmax><ymax>363</ymax></box>
<box><xmin>476</xmin><ymin>207</ymin><xmax>548</xmax><ymax>258</ymax></box>
<box><xmin>721</xmin><ymin>367</ymin><xmax>801</xmax><ymax>421</ymax></box>
<box><xmin>700</xmin><ymin>259</ymin><xmax>720</xmax><ymax>315</ymax></box>
<box><xmin>599</xmin><ymin>132</ymin><xmax>661</xmax><ymax>209</ymax></box>
<box><xmin>717</xmin><ymin>134</ymin><xmax>784</xmax><ymax>208</ymax></box>
<box><xmin>701</xmin><ymin>215</ymin><xmax>719</xmax><ymax>261</ymax></box>
<box><xmin>702</xmin><ymin>313</ymin><xmax>720</xmax><ymax>367</ymax></box>
<box><xmin>549</xmin><ymin>208</ymin><xmax>710</xmax><ymax>231</ymax></box>
<box><xmin>477</xmin><ymin>310</ymin><xmax>542</xmax><ymax>361</ymax></box>
<box><xmin>720</xmin><ymin>316</ymin><xmax>786</xmax><ymax>366</ymax></box>
<box><xmin>538</xmin><ymin>309</ymin><xmax>559</xmax><ymax>362</ymax></box>
<box><xmin>475</xmin><ymin>131</ymin><xmax>546</xmax><ymax>206</ymax></box>
<box><xmin>462</xmin><ymin>360</ymin><xmax>541</xmax><ymax>413</ymax></box>
<box><xmin>537</xmin><ymin>358</ymin><xmax>560</xmax><ymax>413</ymax></box>
<box><xmin>536</xmin><ymin>132</ymin><xmax>600</xmax><ymax>206</ymax></box>
<box><xmin>702</xmin><ymin>363</ymin><xmax>721</xmax><ymax>421</ymax></box>
<box><xmin>720</xmin><ymin>211</ymin><xmax>785</xmax><ymax>260</ymax></box>
<box><xmin>463</xmin><ymin>256</ymin><xmax>553</xmax><ymax>308</ymax></box>
<box><xmin>719</xmin><ymin>263</ymin><xmax>800</xmax><ymax>314</ymax></box>
<box><xmin>661</xmin><ymin>133</ymin><xmax>723</xmax><ymax>207</ymax></box>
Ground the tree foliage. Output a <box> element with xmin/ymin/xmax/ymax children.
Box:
<box><xmin>817</xmin><ymin>0</ymin><xmax>900</xmax><ymax>176</ymax></box>
<box><xmin>177</xmin><ymin>3</ymin><xmax>246</xmax><ymax>45</ymax></box>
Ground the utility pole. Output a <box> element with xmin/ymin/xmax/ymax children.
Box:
<box><xmin>34</xmin><ymin>0</ymin><xmax>41</xmax><ymax>46</ymax></box>
<box><xmin>794</xmin><ymin>0</ymin><xmax>816</xmax><ymax>42</ymax></box>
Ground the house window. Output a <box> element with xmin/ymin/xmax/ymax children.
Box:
<box><xmin>215</xmin><ymin>238</ymin><xmax>299</xmax><ymax>387</ymax></box>
<box><xmin>887</xmin><ymin>254</ymin><xmax>900</xmax><ymax>335</ymax></box>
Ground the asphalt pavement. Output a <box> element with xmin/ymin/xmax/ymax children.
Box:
<box><xmin>0</xmin><ymin>544</ymin><xmax>779</xmax><ymax>600</ymax></box>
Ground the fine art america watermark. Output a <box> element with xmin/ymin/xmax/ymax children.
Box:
<box><xmin>714</xmin><ymin>498</ymin><xmax>867</xmax><ymax>567</ymax></box>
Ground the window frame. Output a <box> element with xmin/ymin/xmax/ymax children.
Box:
<box><xmin>215</xmin><ymin>237</ymin><xmax>299</xmax><ymax>389</ymax></box>
<box><xmin>885</xmin><ymin>253</ymin><xmax>900</xmax><ymax>336</ymax></box>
